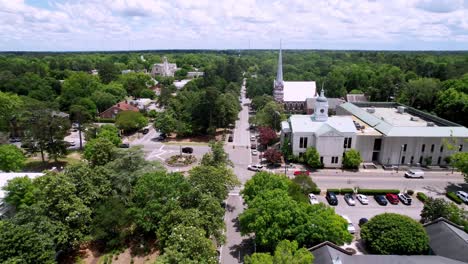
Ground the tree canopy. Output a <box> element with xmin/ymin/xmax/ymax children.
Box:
<box><xmin>361</xmin><ymin>213</ymin><xmax>429</xmax><ymax>255</ymax></box>
<box><xmin>0</xmin><ymin>145</ymin><xmax>25</xmax><ymax>172</ymax></box>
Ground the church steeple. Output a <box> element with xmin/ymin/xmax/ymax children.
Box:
<box><xmin>273</xmin><ymin>40</ymin><xmax>284</xmax><ymax>102</ymax></box>
<box><xmin>276</xmin><ymin>40</ymin><xmax>283</xmax><ymax>85</ymax></box>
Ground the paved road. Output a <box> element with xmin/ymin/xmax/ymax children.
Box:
<box><xmin>221</xmin><ymin>80</ymin><xmax>254</xmax><ymax>264</ymax></box>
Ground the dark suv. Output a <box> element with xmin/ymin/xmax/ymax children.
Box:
<box><xmin>374</xmin><ymin>195</ymin><xmax>388</xmax><ymax>206</ymax></box>
<box><xmin>182</xmin><ymin>147</ymin><xmax>193</xmax><ymax>154</ymax></box>
<box><xmin>326</xmin><ymin>191</ymin><xmax>338</xmax><ymax>206</ymax></box>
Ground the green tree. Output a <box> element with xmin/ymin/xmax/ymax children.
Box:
<box><xmin>420</xmin><ymin>197</ymin><xmax>468</xmax><ymax>231</ymax></box>
<box><xmin>245</xmin><ymin>240</ymin><xmax>313</xmax><ymax>264</ymax></box>
<box><xmin>361</xmin><ymin>213</ymin><xmax>429</xmax><ymax>255</ymax></box>
<box><xmin>451</xmin><ymin>152</ymin><xmax>468</xmax><ymax>182</ymax></box>
<box><xmin>83</xmin><ymin>138</ymin><xmax>116</xmax><ymax>166</ymax></box>
<box><xmin>188</xmin><ymin>165</ymin><xmax>240</xmax><ymax>202</ymax></box>
<box><xmin>115</xmin><ymin>111</ymin><xmax>148</xmax><ymax>133</ymax></box>
<box><xmin>399</xmin><ymin>78</ymin><xmax>441</xmax><ymax>109</ymax></box>
<box><xmin>0</xmin><ymin>221</ymin><xmax>55</xmax><ymax>264</ymax></box>
<box><xmin>0</xmin><ymin>91</ymin><xmax>23</xmax><ymax>133</ymax></box>
<box><xmin>2</xmin><ymin>176</ymin><xmax>37</xmax><ymax>209</ymax></box>
<box><xmin>98</xmin><ymin>61</ymin><xmax>120</xmax><ymax>84</ymax></box>
<box><xmin>69</xmin><ymin>104</ymin><xmax>92</xmax><ymax>150</ymax></box>
<box><xmin>156</xmin><ymin>225</ymin><xmax>218</xmax><ymax>264</ymax></box>
<box><xmin>251</xmin><ymin>95</ymin><xmax>274</xmax><ymax>111</ymax></box>
<box><xmin>64</xmin><ymin>163</ymin><xmax>112</xmax><ymax>205</ymax></box>
<box><xmin>342</xmin><ymin>149</ymin><xmax>362</xmax><ymax>169</ymax></box>
<box><xmin>242</xmin><ymin>172</ymin><xmax>290</xmax><ymax>205</ymax></box>
<box><xmin>201</xmin><ymin>141</ymin><xmax>233</xmax><ymax>167</ymax></box>
<box><xmin>118</xmin><ymin>72</ymin><xmax>151</xmax><ymax>97</ymax></box>
<box><xmin>292</xmin><ymin>174</ymin><xmax>318</xmax><ymax>195</ymax></box>
<box><xmin>90</xmin><ymin>90</ymin><xmax>118</xmax><ymax>113</ymax></box>
<box><xmin>154</xmin><ymin>111</ymin><xmax>177</xmax><ymax>135</ymax></box>
<box><xmin>96</xmin><ymin>124</ymin><xmax>122</xmax><ymax>146</ymax></box>
<box><xmin>59</xmin><ymin>72</ymin><xmax>101</xmax><ymax>110</ymax></box>
<box><xmin>131</xmin><ymin>171</ymin><xmax>192</xmax><ymax>233</ymax></box>
<box><xmin>304</xmin><ymin>147</ymin><xmax>321</xmax><ymax>169</ymax></box>
<box><xmin>255</xmin><ymin>101</ymin><xmax>285</xmax><ymax>130</ymax></box>
<box><xmin>0</xmin><ymin>145</ymin><xmax>25</xmax><ymax>172</ymax></box>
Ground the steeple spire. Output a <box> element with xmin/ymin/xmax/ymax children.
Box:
<box><xmin>276</xmin><ymin>40</ymin><xmax>283</xmax><ymax>84</ymax></box>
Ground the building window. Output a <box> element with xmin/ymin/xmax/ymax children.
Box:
<box><xmin>440</xmin><ymin>145</ymin><xmax>444</xmax><ymax>152</ymax></box>
<box><xmin>460</xmin><ymin>145</ymin><xmax>463</xmax><ymax>152</ymax></box>
<box><xmin>320</xmin><ymin>156</ymin><xmax>323</xmax><ymax>164</ymax></box>
<box><xmin>419</xmin><ymin>156</ymin><xmax>423</xmax><ymax>164</ymax></box>
<box><xmin>403</xmin><ymin>144</ymin><xmax>407</xmax><ymax>152</ymax></box>
<box><xmin>401</xmin><ymin>156</ymin><xmax>405</xmax><ymax>164</ymax></box>
<box><xmin>421</xmin><ymin>144</ymin><xmax>425</xmax><ymax>152</ymax></box>
<box><xmin>331</xmin><ymin>157</ymin><xmax>339</xmax><ymax>164</ymax></box>
<box><xmin>343</xmin><ymin>137</ymin><xmax>352</xmax><ymax>148</ymax></box>
<box><xmin>299</xmin><ymin>137</ymin><xmax>308</xmax><ymax>148</ymax></box>
<box><xmin>410</xmin><ymin>156</ymin><xmax>414</xmax><ymax>164</ymax></box>
<box><xmin>430</xmin><ymin>144</ymin><xmax>435</xmax><ymax>153</ymax></box>
<box><xmin>437</xmin><ymin>156</ymin><xmax>441</xmax><ymax>165</ymax></box>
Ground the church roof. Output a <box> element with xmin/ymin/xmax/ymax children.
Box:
<box><xmin>283</xmin><ymin>81</ymin><xmax>317</xmax><ymax>102</ymax></box>
<box><xmin>289</xmin><ymin>115</ymin><xmax>356</xmax><ymax>134</ymax></box>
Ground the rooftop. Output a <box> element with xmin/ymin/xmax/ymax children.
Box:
<box><xmin>337</xmin><ymin>102</ymin><xmax>468</xmax><ymax>137</ymax></box>
<box><xmin>283</xmin><ymin>81</ymin><xmax>316</xmax><ymax>102</ymax></box>
<box><xmin>424</xmin><ymin>218</ymin><xmax>468</xmax><ymax>263</ymax></box>
<box><xmin>289</xmin><ymin>115</ymin><xmax>356</xmax><ymax>134</ymax></box>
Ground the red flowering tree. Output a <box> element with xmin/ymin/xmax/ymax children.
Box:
<box><xmin>258</xmin><ymin>127</ymin><xmax>278</xmax><ymax>146</ymax></box>
<box><xmin>263</xmin><ymin>148</ymin><xmax>282</xmax><ymax>164</ymax></box>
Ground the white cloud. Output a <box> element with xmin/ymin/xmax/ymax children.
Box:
<box><xmin>0</xmin><ymin>0</ymin><xmax>466</xmax><ymax>50</ymax></box>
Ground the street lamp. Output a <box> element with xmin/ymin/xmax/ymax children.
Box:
<box><xmin>397</xmin><ymin>145</ymin><xmax>404</xmax><ymax>173</ymax></box>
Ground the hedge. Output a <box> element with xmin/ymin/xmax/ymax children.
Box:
<box><xmin>416</xmin><ymin>192</ymin><xmax>428</xmax><ymax>203</ymax></box>
<box><xmin>95</xmin><ymin>118</ymin><xmax>116</xmax><ymax>123</ymax></box>
<box><xmin>446</xmin><ymin>192</ymin><xmax>463</xmax><ymax>204</ymax></box>
<box><xmin>326</xmin><ymin>188</ymin><xmax>400</xmax><ymax>195</ymax></box>
<box><xmin>357</xmin><ymin>189</ymin><xmax>400</xmax><ymax>195</ymax></box>
<box><xmin>310</xmin><ymin>188</ymin><xmax>321</xmax><ymax>194</ymax></box>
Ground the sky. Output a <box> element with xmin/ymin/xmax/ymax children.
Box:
<box><xmin>0</xmin><ymin>0</ymin><xmax>467</xmax><ymax>51</ymax></box>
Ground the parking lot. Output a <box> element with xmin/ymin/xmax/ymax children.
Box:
<box><xmin>315</xmin><ymin>193</ymin><xmax>424</xmax><ymax>235</ymax></box>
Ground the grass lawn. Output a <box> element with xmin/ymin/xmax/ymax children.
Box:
<box><xmin>23</xmin><ymin>151</ymin><xmax>83</xmax><ymax>172</ymax></box>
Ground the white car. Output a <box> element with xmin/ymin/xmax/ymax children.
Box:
<box><xmin>251</xmin><ymin>150</ymin><xmax>258</xmax><ymax>156</ymax></box>
<box><xmin>405</xmin><ymin>169</ymin><xmax>424</xmax><ymax>179</ymax></box>
<box><xmin>250</xmin><ymin>135</ymin><xmax>256</xmax><ymax>141</ymax></box>
<box><xmin>456</xmin><ymin>191</ymin><xmax>468</xmax><ymax>204</ymax></box>
<box><xmin>247</xmin><ymin>164</ymin><xmax>263</xmax><ymax>172</ymax></box>
<box><xmin>308</xmin><ymin>193</ymin><xmax>319</xmax><ymax>205</ymax></box>
<box><xmin>356</xmin><ymin>194</ymin><xmax>369</xmax><ymax>205</ymax></box>
<box><xmin>342</xmin><ymin>215</ymin><xmax>356</xmax><ymax>234</ymax></box>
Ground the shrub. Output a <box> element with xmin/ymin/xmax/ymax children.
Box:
<box><xmin>326</xmin><ymin>188</ymin><xmax>340</xmax><ymax>194</ymax></box>
<box><xmin>342</xmin><ymin>149</ymin><xmax>362</xmax><ymax>170</ymax></box>
<box><xmin>446</xmin><ymin>192</ymin><xmax>463</xmax><ymax>204</ymax></box>
<box><xmin>340</xmin><ymin>188</ymin><xmax>354</xmax><ymax>194</ymax></box>
<box><xmin>417</xmin><ymin>192</ymin><xmax>428</xmax><ymax>203</ymax></box>
<box><xmin>310</xmin><ymin>188</ymin><xmax>321</xmax><ymax>194</ymax></box>
<box><xmin>361</xmin><ymin>213</ymin><xmax>429</xmax><ymax>255</ymax></box>
<box><xmin>357</xmin><ymin>189</ymin><xmax>400</xmax><ymax>195</ymax></box>
<box><xmin>407</xmin><ymin>190</ymin><xmax>414</xmax><ymax>196</ymax></box>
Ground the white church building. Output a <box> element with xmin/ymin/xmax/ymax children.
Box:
<box><xmin>281</xmin><ymin>91</ymin><xmax>468</xmax><ymax>168</ymax></box>
<box><xmin>273</xmin><ymin>46</ymin><xmax>317</xmax><ymax>113</ymax></box>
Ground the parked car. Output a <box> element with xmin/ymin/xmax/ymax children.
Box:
<box><xmin>247</xmin><ymin>164</ymin><xmax>263</xmax><ymax>172</ymax></box>
<box><xmin>356</xmin><ymin>194</ymin><xmax>369</xmax><ymax>205</ymax></box>
<box><xmin>386</xmin><ymin>193</ymin><xmax>399</xmax><ymax>205</ymax></box>
<box><xmin>374</xmin><ymin>195</ymin><xmax>388</xmax><ymax>206</ymax></box>
<box><xmin>344</xmin><ymin>193</ymin><xmax>356</xmax><ymax>206</ymax></box>
<box><xmin>251</xmin><ymin>144</ymin><xmax>257</xmax><ymax>149</ymax></box>
<box><xmin>141</xmin><ymin>128</ymin><xmax>149</xmax><ymax>134</ymax></box>
<box><xmin>65</xmin><ymin>141</ymin><xmax>76</xmax><ymax>147</ymax></box>
<box><xmin>119</xmin><ymin>143</ymin><xmax>130</xmax><ymax>148</ymax></box>
<box><xmin>398</xmin><ymin>193</ymin><xmax>412</xmax><ymax>205</ymax></box>
<box><xmin>293</xmin><ymin>170</ymin><xmax>310</xmax><ymax>176</ymax></box>
<box><xmin>308</xmin><ymin>193</ymin><xmax>319</xmax><ymax>205</ymax></box>
<box><xmin>228</xmin><ymin>135</ymin><xmax>233</xmax><ymax>142</ymax></box>
<box><xmin>9</xmin><ymin>137</ymin><xmax>21</xmax><ymax>143</ymax></box>
<box><xmin>456</xmin><ymin>191</ymin><xmax>468</xmax><ymax>204</ymax></box>
<box><xmin>251</xmin><ymin>150</ymin><xmax>258</xmax><ymax>156</ymax></box>
<box><xmin>342</xmin><ymin>215</ymin><xmax>356</xmax><ymax>234</ymax></box>
<box><xmin>326</xmin><ymin>191</ymin><xmax>338</xmax><ymax>206</ymax></box>
<box><xmin>182</xmin><ymin>147</ymin><xmax>193</xmax><ymax>154</ymax></box>
<box><xmin>405</xmin><ymin>169</ymin><xmax>424</xmax><ymax>179</ymax></box>
<box><xmin>359</xmin><ymin>218</ymin><xmax>369</xmax><ymax>227</ymax></box>
<box><xmin>250</xmin><ymin>135</ymin><xmax>256</xmax><ymax>141</ymax></box>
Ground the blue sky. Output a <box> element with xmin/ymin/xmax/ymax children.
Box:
<box><xmin>0</xmin><ymin>0</ymin><xmax>467</xmax><ymax>51</ymax></box>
